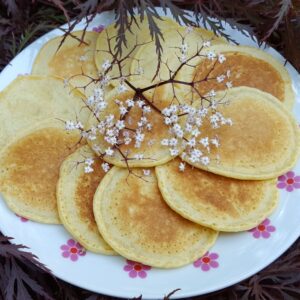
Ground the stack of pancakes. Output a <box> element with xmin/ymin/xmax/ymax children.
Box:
<box><xmin>0</xmin><ymin>16</ymin><xmax>299</xmax><ymax>268</ymax></box>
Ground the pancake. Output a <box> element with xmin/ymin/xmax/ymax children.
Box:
<box><xmin>182</xmin><ymin>87</ymin><xmax>300</xmax><ymax>180</ymax></box>
<box><xmin>0</xmin><ymin>75</ymin><xmax>89</xmax><ymax>151</ymax></box>
<box><xmin>93</xmin><ymin>167</ymin><xmax>218</xmax><ymax>268</ymax></box>
<box><xmin>32</xmin><ymin>31</ymin><xmax>99</xmax><ymax>97</ymax></box>
<box><xmin>94</xmin><ymin>16</ymin><xmax>181</xmax><ymax>86</ymax></box>
<box><xmin>87</xmin><ymin>88</ymin><xmax>182</xmax><ymax>167</ymax></box>
<box><xmin>0</xmin><ymin>120</ymin><xmax>83</xmax><ymax>224</ymax></box>
<box><xmin>156</xmin><ymin>158</ymin><xmax>278</xmax><ymax>232</ymax></box>
<box><xmin>130</xmin><ymin>26</ymin><xmax>226</xmax><ymax>110</ymax></box>
<box><xmin>176</xmin><ymin>44</ymin><xmax>295</xmax><ymax>109</ymax></box>
<box><xmin>57</xmin><ymin>145</ymin><xmax>116</xmax><ymax>254</ymax></box>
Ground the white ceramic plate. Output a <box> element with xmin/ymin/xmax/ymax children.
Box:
<box><xmin>0</xmin><ymin>9</ymin><xmax>299</xmax><ymax>300</ymax></box>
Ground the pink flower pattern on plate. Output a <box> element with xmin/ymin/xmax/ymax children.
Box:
<box><xmin>60</xmin><ymin>239</ymin><xmax>86</xmax><ymax>261</ymax></box>
<box><xmin>123</xmin><ymin>260</ymin><xmax>151</xmax><ymax>278</ymax></box>
<box><xmin>16</xmin><ymin>214</ymin><xmax>29</xmax><ymax>222</ymax></box>
<box><xmin>92</xmin><ymin>25</ymin><xmax>105</xmax><ymax>33</ymax></box>
<box><xmin>249</xmin><ymin>218</ymin><xmax>276</xmax><ymax>239</ymax></box>
<box><xmin>277</xmin><ymin>171</ymin><xmax>300</xmax><ymax>192</ymax></box>
<box><xmin>193</xmin><ymin>252</ymin><xmax>219</xmax><ymax>271</ymax></box>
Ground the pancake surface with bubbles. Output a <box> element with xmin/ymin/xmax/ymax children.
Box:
<box><xmin>156</xmin><ymin>158</ymin><xmax>278</xmax><ymax>232</ymax></box>
<box><xmin>57</xmin><ymin>145</ymin><xmax>116</xmax><ymax>254</ymax></box>
<box><xmin>93</xmin><ymin>167</ymin><xmax>218</xmax><ymax>268</ymax></box>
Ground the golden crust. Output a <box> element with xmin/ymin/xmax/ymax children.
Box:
<box><xmin>87</xmin><ymin>88</ymin><xmax>182</xmax><ymax>167</ymax></box>
<box><xmin>0</xmin><ymin>75</ymin><xmax>89</xmax><ymax>151</ymax></box>
<box><xmin>156</xmin><ymin>158</ymin><xmax>279</xmax><ymax>231</ymax></box>
<box><xmin>57</xmin><ymin>145</ymin><xmax>116</xmax><ymax>254</ymax></box>
<box><xmin>130</xmin><ymin>26</ymin><xmax>227</xmax><ymax>108</ymax></box>
<box><xmin>94</xmin><ymin>16</ymin><xmax>182</xmax><ymax>86</ymax></box>
<box><xmin>93</xmin><ymin>167</ymin><xmax>218</xmax><ymax>268</ymax></box>
<box><xmin>183</xmin><ymin>87</ymin><xmax>300</xmax><ymax>180</ymax></box>
<box><xmin>32</xmin><ymin>31</ymin><xmax>99</xmax><ymax>97</ymax></box>
<box><xmin>0</xmin><ymin>120</ymin><xmax>83</xmax><ymax>224</ymax></box>
<box><xmin>176</xmin><ymin>44</ymin><xmax>295</xmax><ymax>110</ymax></box>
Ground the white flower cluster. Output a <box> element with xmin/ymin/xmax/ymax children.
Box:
<box><xmin>84</xmin><ymin>157</ymin><xmax>94</xmax><ymax>173</ymax></box>
<box><xmin>160</xmin><ymin>101</ymin><xmax>232</xmax><ymax>170</ymax></box>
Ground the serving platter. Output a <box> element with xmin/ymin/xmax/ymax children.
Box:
<box><xmin>0</xmin><ymin>8</ymin><xmax>299</xmax><ymax>299</ymax></box>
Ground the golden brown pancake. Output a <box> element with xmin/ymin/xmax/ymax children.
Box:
<box><xmin>131</xmin><ymin>26</ymin><xmax>227</xmax><ymax>110</ymax></box>
<box><xmin>176</xmin><ymin>45</ymin><xmax>294</xmax><ymax>109</ymax></box>
<box><xmin>87</xmin><ymin>88</ymin><xmax>182</xmax><ymax>167</ymax></box>
<box><xmin>57</xmin><ymin>145</ymin><xmax>116</xmax><ymax>254</ymax></box>
<box><xmin>156</xmin><ymin>158</ymin><xmax>278</xmax><ymax>231</ymax></box>
<box><xmin>93</xmin><ymin>167</ymin><xmax>218</xmax><ymax>268</ymax></box>
<box><xmin>182</xmin><ymin>87</ymin><xmax>300</xmax><ymax>180</ymax></box>
<box><xmin>94</xmin><ymin>16</ymin><xmax>182</xmax><ymax>86</ymax></box>
<box><xmin>0</xmin><ymin>75</ymin><xmax>89</xmax><ymax>151</ymax></box>
<box><xmin>0</xmin><ymin>120</ymin><xmax>83</xmax><ymax>224</ymax></box>
<box><xmin>32</xmin><ymin>31</ymin><xmax>99</xmax><ymax>97</ymax></box>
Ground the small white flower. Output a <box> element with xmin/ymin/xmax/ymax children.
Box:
<box><xmin>210</xmin><ymin>138</ymin><xmax>220</xmax><ymax>147</ymax></box>
<box><xmin>180</xmin><ymin>54</ymin><xmax>187</xmax><ymax>63</ymax></box>
<box><xmin>226</xmin><ymin>81</ymin><xmax>233</xmax><ymax>89</ymax></box>
<box><xmin>169</xmin><ymin>148</ymin><xmax>179</xmax><ymax>156</ymax></box>
<box><xmin>191</xmin><ymin>128</ymin><xmax>200</xmax><ymax>137</ymax></box>
<box><xmin>187</xmin><ymin>138</ymin><xmax>196</xmax><ymax>147</ymax></box>
<box><xmin>118</xmin><ymin>83</ymin><xmax>128</xmax><ymax>93</ymax></box>
<box><xmin>65</xmin><ymin>121</ymin><xmax>76</xmax><ymax>131</ymax></box>
<box><xmin>115</xmin><ymin>120</ymin><xmax>125</xmax><ymax>130</ymax></box>
<box><xmin>101</xmin><ymin>162</ymin><xmax>110</xmax><ymax>173</ymax></box>
<box><xmin>143</xmin><ymin>106</ymin><xmax>151</xmax><ymax>114</ymax></box>
<box><xmin>217</xmin><ymin>75</ymin><xmax>226</xmax><ymax>83</ymax></box>
<box><xmin>164</xmin><ymin>117</ymin><xmax>172</xmax><ymax>125</ymax></box>
<box><xmin>126</xmin><ymin>98</ymin><xmax>135</xmax><ymax>107</ymax></box>
<box><xmin>143</xmin><ymin>169</ymin><xmax>151</xmax><ymax>176</ymax></box>
<box><xmin>226</xmin><ymin>70</ymin><xmax>231</xmax><ymax>78</ymax></box>
<box><xmin>203</xmin><ymin>40</ymin><xmax>211</xmax><ymax>47</ymax></box>
<box><xmin>207</xmin><ymin>51</ymin><xmax>216</xmax><ymax>60</ymax></box>
<box><xmin>75</xmin><ymin>122</ymin><xmax>84</xmax><ymax>130</ymax></box>
<box><xmin>102</xmin><ymin>59</ymin><xmax>111</xmax><ymax>71</ymax></box>
<box><xmin>185</xmin><ymin>123</ymin><xmax>193</xmax><ymax>133</ymax></box>
<box><xmin>124</xmin><ymin>136</ymin><xmax>132</xmax><ymax>145</ymax></box>
<box><xmin>170</xmin><ymin>115</ymin><xmax>178</xmax><ymax>123</ymax></box>
<box><xmin>136</xmin><ymin>100</ymin><xmax>145</xmax><ymax>108</ymax></box>
<box><xmin>169</xmin><ymin>138</ymin><xmax>178</xmax><ymax>147</ymax></box>
<box><xmin>218</xmin><ymin>54</ymin><xmax>226</xmax><ymax>64</ymax></box>
<box><xmin>105</xmin><ymin>148</ymin><xmax>114</xmax><ymax>156</ymax></box>
<box><xmin>84</xmin><ymin>165</ymin><xmax>94</xmax><ymax>173</ymax></box>
<box><xmin>206</xmin><ymin>89</ymin><xmax>216</xmax><ymax>97</ymax></box>
<box><xmin>119</xmin><ymin>106</ymin><xmax>128</xmax><ymax>116</ymax></box>
<box><xmin>162</xmin><ymin>107</ymin><xmax>171</xmax><ymax>116</ymax></box>
<box><xmin>201</xmin><ymin>156</ymin><xmax>210</xmax><ymax>166</ymax></box>
<box><xmin>146</xmin><ymin>123</ymin><xmax>152</xmax><ymax>131</ymax></box>
<box><xmin>85</xmin><ymin>158</ymin><xmax>94</xmax><ymax>166</ymax></box>
<box><xmin>179</xmin><ymin>162</ymin><xmax>185</xmax><ymax>172</ymax></box>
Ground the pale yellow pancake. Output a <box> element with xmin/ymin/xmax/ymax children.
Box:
<box><xmin>32</xmin><ymin>31</ymin><xmax>99</xmax><ymax>97</ymax></box>
<box><xmin>176</xmin><ymin>45</ymin><xmax>295</xmax><ymax>109</ymax></box>
<box><xmin>94</xmin><ymin>16</ymin><xmax>181</xmax><ymax>86</ymax></box>
<box><xmin>93</xmin><ymin>167</ymin><xmax>218</xmax><ymax>268</ymax></box>
<box><xmin>0</xmin><ymin>120</ymin><xmax>83</xmax><ymax>224</ymax></box>
<box><xmin>0</xmin><ymin>75</ymin><xmax>89</xmax><ymax>151</ymax></box>
<box><xmin>57</xmin><ymin>145</ymin><xmax>116</xmax><ymax>254</ymax></box>
<box><xmin>156</xmin><ymin>158</ymin><xmax>278</xmax><ymax>231</ymax></box>
<box><xmin>182</xmin><ymin>87</ymin><xmax>300</xmax><ymax>180</ymax></box>
<box><xmin>87</xmin><ymin>88</ymin><xmax>182</xmax><ymax>167</ymax></box>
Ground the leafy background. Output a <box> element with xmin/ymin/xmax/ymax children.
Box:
<box><xmin>0</xmin><ymin>0</ymin><xmax>300</xmax><ymax>299</ymax></box>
